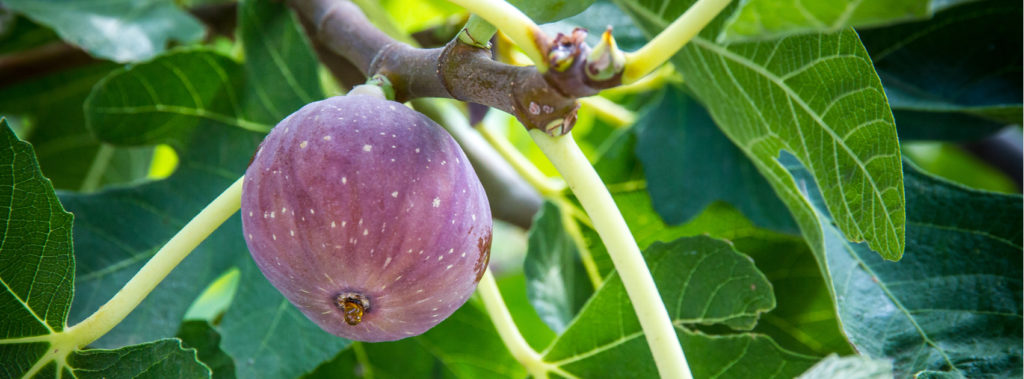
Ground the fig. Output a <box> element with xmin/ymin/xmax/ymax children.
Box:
<box><xmin>241</xmin><ymin>89</ymin><xmax>492</xmax><ymax>342</ymax></box>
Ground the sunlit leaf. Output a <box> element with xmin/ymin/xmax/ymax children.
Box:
<box><xmin>85</xmin><ymin>49</ymin><xmax>270</xmax><ymax>144</ymax></box>
<box><xmin>618</xmin><ymin>0</ymin><xmax>906</xmax><ymax>262</ymax></box>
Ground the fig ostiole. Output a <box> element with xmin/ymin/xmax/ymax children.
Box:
<box><xmin>241</xmin><ymin>88</ymin><xmax>492</xmax><ymax>342</ymax></box>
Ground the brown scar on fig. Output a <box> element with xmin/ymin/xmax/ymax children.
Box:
<box><xmin>248</xmin><ymin>139</ymin><xmax>266</xmax><ymax>168</ymax></box>
<box><xmin>473</xmin><ymin>231</ymin><xmax>493</xmax><ymax>282</ymax></box>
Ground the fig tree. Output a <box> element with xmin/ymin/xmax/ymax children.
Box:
<box><xmin>241</xmin><ymin>89</ymin><xmax>492</xmax><ymax>342</ymax></box>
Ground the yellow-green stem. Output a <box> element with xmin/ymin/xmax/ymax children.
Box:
<box><xmin>529</xmin><ymin>130</ymin><xmax>691</xmax><ymax>379</ymax></box>
<box><xmin>478</xmin><ymin>269</ymin><xmax>558</xmax><ymax>378</ymax></box>
<box><xmin>623</xmin><ymin>0</ymin><xmax>731</xmax><ymax>83</ymax></box>
<box><xmin>599</xmin><ymin>64</ymin><xmax>681</xmax><ymax>97</ymax></box>
<box><xmin>477</xmin><ymin>124</ymin><xmax>566</xmax><ymax>196</ymax></box>
<box><xmin>579</xmin><ymin>96</ymin><xmax>636</xmax><ymax>127</ymax></box>
<box><xmin>65</xmin><ymin>176</ymin><xmax>245</xmax><ymax>348</ymax></box>
<box><xmin>446</xmin><ymin>0</ymin><xmax>547</xmax><ymax>71</ymax></box>
<box><xmin>554</xmin><ymin>198</ymin><xmax>604</xmax><ymax>290</ymax></box>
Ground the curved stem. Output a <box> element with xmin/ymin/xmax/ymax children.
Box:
<box><xmin>529</xmin><ymin>130</ymin><xmax>691</xmax><ymax>379</ymax></box>
<box><xmin>65</xmin><ymin>176</ymin><xmax>245</xmax><ymax>347</ymax></box>
<box><xmin>477</xmin><ymin>123</ymin><xmax>566</xmax><ymax>196</ymax></box>
<box><xmin>554</xmin><ymin>197</ymin><xmax>603</xmax><ymax>290</ymax></box>
<box><xmin>477</xmin><ymin>269</ymin><xmax>550</xmax><ymax>378</ymax></box>
<box><xmin>445</xmin><ymin>0</ymin><xmax>547</xmax><ymax>71</ymax></box>
<box><xmin>599</xmin><ymin>64</ymin><xmax>680</xmax><ymax>97</ymax></box>
<box><xmin>622</xmin><ymin>0</ymin><xmax>731</xmax><ymax>83</ymax></box>
<box><xmin>578</xmin><ymin>96</ymin><xmax>636</xmax><ymax>127</ymax></box>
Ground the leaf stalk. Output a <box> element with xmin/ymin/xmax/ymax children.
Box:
<box><xmin>529</xmin><ymin>130</ymin><xmax>692</xmax><ymax>379</ymax></box>
<box><xmin>64</xmin><ymin>176</ymin><xmax>244</xmax><ymax>348</ymax></box>
<box><xmin>623</xmin><ymin>0</ymin><xmax>731</xmax><ymax>83</ymax></box>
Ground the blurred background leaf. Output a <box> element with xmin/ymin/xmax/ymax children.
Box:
<box><xmin>858</xmin><ymin>1</ymin><xmax>1022</xmax><ymax>141</ymax></box>
<box><xmin>3</xmin><ymin>0</ymin><xmax>205</xmax><ymax>63</ymax></box>
<box><xmin>635</xmin><ymin>88</ymin><xmax>796</xmax><ymax>232</ymax></box>
<box><xmin>0</xmin><ymin>60</ymin><xmax>159</xmax><ymax>192</ymax></box>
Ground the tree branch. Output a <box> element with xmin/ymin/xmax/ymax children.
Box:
<box><xmin>287</xmin><ymin>0</ymin><xmax>619</xmax><ymax>135</ymax></box>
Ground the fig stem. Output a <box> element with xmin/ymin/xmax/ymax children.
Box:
<box><xmin>445</xmin><ymin>0</ymin><xmax>548</xmax><ymax>71</ymax></box>
<box><xmin>619</xmin><ymin>0</ymin><xmax>732</xmax><ymax>84</ymax></box>
<box><xmin>63</xmin><ymin>176</ymin><xmax>245</xmax><ymax>348</ymax></box>
<box><xmin>529</xmin><ymin>130</ymin><xmax>693</xmax><ymax>379</ymax></box>
<box><xmin>477</xmin><ymin>269</ymin><xmax>563</xmax><ymax>378</ymax></box>
<box><xmin>457</xmin><ymin>15</ymin><xmax>496</xmax><ymax>49</ymax></box>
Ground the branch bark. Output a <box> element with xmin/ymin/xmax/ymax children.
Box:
<box><xmin>287</xmin><ymin>0</ymin><xmax>618</xmax><ymax>135</ymax></box>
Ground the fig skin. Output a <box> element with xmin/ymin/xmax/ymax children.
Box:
<box><xmin>241</xmin><ymin>93</ymin><xmax>492</xmax><ymax>342</ymax></box>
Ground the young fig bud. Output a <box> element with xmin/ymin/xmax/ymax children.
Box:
<box><xmin>585</xmin><ymin>27</ymin><xmax>626</xmax><ymax>81</ymax></box>
<box><xmin>241</xmin><ymin>92</ymin><xmax>492</xmax><ymax>342</ymax></box>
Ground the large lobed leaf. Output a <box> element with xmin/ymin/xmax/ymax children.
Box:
<box><xmin>786</xmin><ymin>155</ymin><xmax>1023</xmax><ymax>377</ymax></box>
<box><xmin>0</xmin><ymin>120</ymin><xmax>209</xmax><ymax>377</ymax></box>
<box><xmin>2</xmin><ymin>0</ymin><xmax>205</xmax><ymax>63</ymax></box>
<box><xmin>617</xmin><ymin>0</ymin><xmax>906</xmax><ymax>263</ymax></box>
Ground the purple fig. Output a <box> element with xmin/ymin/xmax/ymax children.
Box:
<box><xmin>241</xmin><ymin>91</ymin><xmax>492</xmax><ymax>342</ymax></box>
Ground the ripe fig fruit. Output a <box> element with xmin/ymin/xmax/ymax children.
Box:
<box><xmin>241</xmin><ymin>90</ymin><xmax>492</xmax><ymax>342</ymax></box>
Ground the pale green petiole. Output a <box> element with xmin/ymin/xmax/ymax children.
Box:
<box><xmin>622</xmin><ymin>0</ymin><xmax>732</xmax><ymax>83</ymax></box>
<box><xmin>478</xmin><ymin>269</ymin><xmax>571</xmax><ymax>378</ymax></box>
<box><xmin>64</xmin><ymin>176</ymin><xmax>245</xmax><ymax>348</ymax></box>
<box><xmin>477</xmin><ymin>122</ymin><xmax>567</xmax><ymax>197</ymax></box>
<box><xmin>530</xmin><ymin>130</ymin><xmax>692</xmax><ymax>379</ymax></box>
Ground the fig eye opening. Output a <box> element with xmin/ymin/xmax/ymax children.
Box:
<box><xmin>336</xmin><ymin>293</ymin><xmax>370</xmax><ymax>326</ymax></box>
